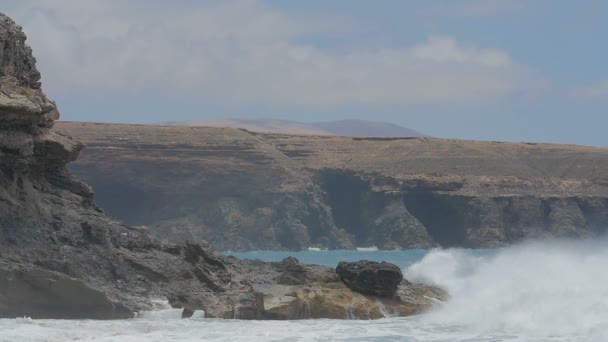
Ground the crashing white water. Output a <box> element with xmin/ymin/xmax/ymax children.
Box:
<box><xmin>406</xmin><ymin>238</ymin><xmax>608</xmax><ymax>340</ymax></box>
<box><xmin>2</xmin><ymin>238</ymin><xmax>608</xmax><ymax>341</ymax></box>
<box><xmin>356</xmin><ymin>246</ymin><xmax>379</xmax><ymax>252</ymax></box>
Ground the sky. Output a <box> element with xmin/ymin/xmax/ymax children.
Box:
<box><xmin>2</xmin><ymin>0</ymin><xmax>608</xmax><ymax>146</ymax></box>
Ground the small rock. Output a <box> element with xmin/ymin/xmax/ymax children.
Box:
<box><xmin>181</xmin><ymin>308</ymin><xmax>194</xmax><ymax>318</ymax></box>
<box><xmin>278</xmin><ymin>257</ymin><xmax>307</xmax><ymax>285</ymax></box>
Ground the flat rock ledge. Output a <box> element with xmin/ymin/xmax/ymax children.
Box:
<box><xmin>189</xmin><ymin>257</ymin><xmax>447</xmax><ymax>320</ymax></box>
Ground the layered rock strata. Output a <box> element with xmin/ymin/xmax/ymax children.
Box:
<box><xmin>56</xmin><ymin>123</ymin><xmax>608</xmax><ymax>251</ymax></box>
<box><xmin>0</xmin><ymin>12</ymin><xmax>443</xmax><ymax>320</ymax></box>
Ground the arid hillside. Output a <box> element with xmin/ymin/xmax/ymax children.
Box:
<box><xmin>57</xmin><ymin>121</ymin><xmax>608</xmax><ymax>251</ymax></box>
<box><xmin>164</xmin><ymin>118</ymin><xmax>425</xmax><ymax>137</ymax></box>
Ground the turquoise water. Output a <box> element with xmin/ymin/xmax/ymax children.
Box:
<box><xmin>225</xmin><ymin>248</ymin><xmax>496</xmax><ymax>268</ymax></box>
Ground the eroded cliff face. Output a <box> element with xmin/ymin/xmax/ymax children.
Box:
<box><xmin>0</xmin><ymin>12</ymin><xmax>443</xmax><ymax>320</ymax></box>
<box><xmin>0</xmin><ymin>13</ymin><xmax>245</xmax><ymax>319</ymax></box>
<box><xmin>57</xmin><ymin>121</ymin><xmax>608</xmax><ymax>251</ymax></box>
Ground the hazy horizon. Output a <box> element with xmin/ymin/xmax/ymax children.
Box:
<box><xmin>3</xmin><ymin>0</ymin><xmax>607</xmax><ymax>146</ymax></box>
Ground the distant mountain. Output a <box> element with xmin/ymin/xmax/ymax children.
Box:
<box><xmin>311</xmin><ymin>119</ymin><xmax>425</xmax><ymax>137</ymax></box>
<box><xmin>163</xmin><ymin>118</ymin><xmax>426</xmax><ymax>137</ymax></box>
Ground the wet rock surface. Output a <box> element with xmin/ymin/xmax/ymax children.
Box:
<box><xmin>336</xmin><ymin>261</ymin><xmax>404</xmax><ymax>297</ymax></box>
<box><xmin>244</xmin><ymin>260</ymin><xmax>443</xmax><ymax>320</ymax></box>
<box><xmin>0</xmin><ymin>12</ymin><xmax>444</xmax><ymax>320</ymax></box>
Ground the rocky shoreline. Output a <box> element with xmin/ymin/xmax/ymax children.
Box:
<box><xmin>0</xmin><ymin>12</ymin><xmax>443</xmax><ymax>320</ymax></box>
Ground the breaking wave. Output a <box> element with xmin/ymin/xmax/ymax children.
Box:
<box><xmin>406</xmin><ymin>238</ymin><xmax>608</xmax><ymax>340</ymax></box>
<box><xmin>2</xmin><ymin>239</ymin><xmax>608</xmax><ymax>341</ymax></box>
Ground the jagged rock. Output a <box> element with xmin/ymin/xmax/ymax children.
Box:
<box><xmin>0</xmin><ymin>77</ymin><xmax>57</xmax><ymax>131</ymax></box>
<box><xmin>181</xmin><ymin>307</ymin><xmax>195</xmax><ymax>318</ymax></box>
<box><xmin>278</xmin><ymin>257</ymin><xmax>306</xmax><ymax>285</ymax></box>
<box><xmin>278</xmin><ymin>257</ymin><xmax>338</xmax><ymax>285</ymax></box>
<box><xmin>253</xmin><ymin>281</ymin><xmax>444</xmax><ymax>320</ymax></box>
<box><xmin>0</xmin><ymin>14</ymin><xmax>41</xmax><ymax>89</ymax></box>
<box><xmin>336</xmin><ymin>261</ymin><xmax>404</xmax><ymax>297</ymax></box>
<box><xmin>0</xmin><ymin>11</ymin><xmax>445</xmax><ymax>320</ymax></box>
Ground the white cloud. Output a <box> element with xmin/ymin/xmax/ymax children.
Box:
<box><xmin>416</xmin><ymin>0</ymin><xmax>526</xmax><ymax>17</ymax></box>
<box><xmin>3</xmin><ymin>0</ymin><xmax>534</xmax><ymax>108</ymax></box>
<box><xmin>572</xmin><ymin>79</ymin><xmax>608</xmax><ymax>101</ymax></box>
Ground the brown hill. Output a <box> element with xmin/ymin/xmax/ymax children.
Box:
<box><xmin>56</xmin><ymin>121</ymin><xmax>608</xmax><ymax>251</ymax></box>
<box><xmin>165</xmin><ymin>118</ymin><xmax>426</xmax><ymax>137</ymax></box>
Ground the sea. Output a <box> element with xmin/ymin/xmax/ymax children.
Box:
<box><xmin>2</xmin><ymin>238</ymin><xmax>608</xmax><ymax>342</ymax></box>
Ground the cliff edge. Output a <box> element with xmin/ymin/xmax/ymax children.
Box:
<box><xmin>0</xmin><ymin>12</ymin><xmax>442</xmax><ymax>320</ymax></box>
<box><xmin>57</xmin><ymin>121</ymin><xmax>608</xmax><ymax>251</ymax></box>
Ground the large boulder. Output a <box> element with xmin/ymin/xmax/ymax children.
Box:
<box><xmin>0</xmin><ymin>265</ymin><xmax>132</xmax><ymax>319</ymax></box>
<box><xmin>336</xmin><ymin>260</ymin><xmax>404</xmax><ymax>297</ymax></box>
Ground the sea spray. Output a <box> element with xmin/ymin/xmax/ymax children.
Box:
<box><xmin>405</xmin><ymin>238</ymin><xmax>608</xmax><ymax>339</ymax></box>
<box><xmin>3</xmin><ymin>242</ymin><xmax>608</xmax><ymax>341</ymax></box>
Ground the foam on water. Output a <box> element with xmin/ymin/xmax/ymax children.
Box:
<box><xmin>2</xmin><ymin>238</ymin><xmax>608</xmax><ymax>341</ymax></box>
<box><xmin>356</xmin><ymin>246</ymin><xmax>379</xmax><ymax>252</ymax></box>
<box><xmin>406</xmin><ymin>238</ymin><xmax>608</xmax><ymax>340</ymax></box>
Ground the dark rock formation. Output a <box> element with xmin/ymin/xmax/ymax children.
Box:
<box><xmin>0</xmin><ymin>265</ymin><xmax>132</xmax><ymax>319</ymax></box>
<box><xmin>336</xmin><ymin>261</ymin><xmax>404</xmax><ymax>297</ymax></box>
<box><xmin>0</xmin><ymin>12</ymin><xmax>443</xmax><ymax>320</ymax></box>
<box><xmin>0</xmin><ymin>14</ymin><xmax>41</xmax><ymax>89</ymax></box>
<box><xmin>56</xmin><ymin>120</ymin><xmax>608</xmax><ymax>251</ymax></box>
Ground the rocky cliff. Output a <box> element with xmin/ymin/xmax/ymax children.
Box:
<box><xmin>56</xmin><ymin>121</ymin><xmax>608</xmax><ymax>251</ymax></box>
<box><xmin>0</xmin><ymin>12</ymin><xmax>442</xmax><ymax>320</ymax></box>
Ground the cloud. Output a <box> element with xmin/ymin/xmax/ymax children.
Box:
<box><xmin>416</xmin><ymin>0</ymin><xmax>526</xmax><ymax>17</ymax></box>
<box><xmin>3</xmin><ymin>0</ymin><xmax>535</xmax><ymax>108</ymax></box>
<box><xmin>572</xmin><ymin>79</ymin><xmax>608</xmax><ymax>101</ymax></box>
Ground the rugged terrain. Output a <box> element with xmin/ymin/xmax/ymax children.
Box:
<box><xmin>0</xmin><ymin>12</ymin><xmax>442</xmax><ymax>320</ymax></box>
<box><xmin>57</xmin><ymin>120</ymin><xmax>608</xmax><ymax>251</ymax></box>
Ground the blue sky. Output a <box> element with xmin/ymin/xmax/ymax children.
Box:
<box><xmin>3</xmin><ymin>0</ymin><xmax>608</xmax><ymax>146</ymax></box>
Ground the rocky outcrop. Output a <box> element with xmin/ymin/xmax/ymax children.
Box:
<box><xmin>336</xmin><ymin>261</ymin><xmax>403</xmax><ymax>297</ymax></box>
<box><xmin>0</xmin><ymin>12</ymin><xmax>443</xmax><ymax>320</ymax></box>
<box><xmin>0</xmin><ymin>14</ymin><xmax>41</xmax><ymax>89</ymax></box>
<box><xmin>243</xmin><ymin>257</ymin><xmax>444</xmax><ymax>320</ymax></box>
<box><xmin>56</xmin><ymin>121</ymin><xmax>608</xmax><ymax>251</ymax></box>
<box><xmin>0</xmin><ymin>265</ymin><xmax>132</xmax><ymax>319</ymax></box>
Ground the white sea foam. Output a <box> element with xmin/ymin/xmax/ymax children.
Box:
<box><xmin>407</xmin><ymin>238</ymin><xmax>608</xmax><ymax>340</ymax></box>
<box><xmin>356</xmin><ymin>246</ymin><xmax>379</xmax><ymax>251</ymax></box>
<box><xmin>2</xmin><ymin>239</ymin><xmax>608</xmax><ymax>341</ymax></box>
<box><xmin>306</xmin><ymin>247</ymin><xmax>327</xmax><ymax>251</ymax></box>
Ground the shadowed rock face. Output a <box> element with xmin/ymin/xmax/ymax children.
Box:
<box><xmin>0</xmin><ymin>12</ymin><xmax>443</xmax><ymax>320</ymax></box>
<box><xmin>57</xmin><ymin>120</ymin><xmax>608</xmax><ymax>251</ymax></box>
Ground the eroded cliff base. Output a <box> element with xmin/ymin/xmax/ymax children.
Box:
<box><xmin>56</xmin><ymin>121</ymin><xmax>608</xmax><ymax>251</ymax></box>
